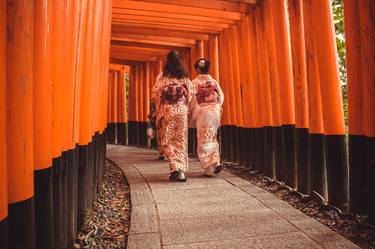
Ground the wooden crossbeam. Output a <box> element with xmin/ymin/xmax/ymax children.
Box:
<box><xmin>111</xmin><ymin>40</ymin><xmax>189</xmax><ymax>51</ymax></box>
<box><xmin>112</xmin><ymin>19</ymin><xmax>224</xmax><ymax>32</ymax></box>
<box><xmin>112</xmin><ymin>22</ymin><xmax>221</xmax><ymax>34</ymax></box>
<box><xmin>112</xmin><ymin>13</ymin><xmax>230</xmax><ymax>29</ymax></box>
<box><xmin>132</xmin><ymin>0</ymin><xmax>254</xmax><ymax>13</ymax></box>
<box><xmin>112</xmin><ymin>36</ymin><xmax>193</xmax><ymax>48</ymax></box>
<box><xmin>111</xmin><ymin>26</ymin><xmax>210</xmax><ymax>40</ymax></box>
<box><xmin>111</xmin><ymin>33</ymin><xmax>196</xmax><ymax>45</ymax></box>
<box><xmin>112</xmin><ymin>0</ymin><xmax>243</xmax><ymax>20</ymax></box>
<box><xmin>112</xmin><ymin>9</ymin><xmax>237</xmax><ymax>25</ymax></box>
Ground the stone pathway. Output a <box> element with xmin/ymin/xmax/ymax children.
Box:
<box><xmin>107</xmin><ymin>145</ymin><xmax>360</xmax><ymax>249</ymax></box>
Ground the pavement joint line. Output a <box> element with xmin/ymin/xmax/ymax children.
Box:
<box><xmin>107</xmin><ymin>145</ymin><xmax>360</xmax><ymax>249</ymax></box>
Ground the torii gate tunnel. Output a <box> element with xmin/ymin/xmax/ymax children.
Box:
<box><xmin>0</xmin><ymin>0</ymin><xmax>374</xmax><ymax>248</ymax></box>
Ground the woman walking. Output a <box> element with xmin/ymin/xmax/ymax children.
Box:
<box><xmin>151</xmin><ymin>51</ymin><xmax>193</xmax><ymax>182</ymax></box>
<box><xmin>191</xmin><ymin>58</ymin><xmax>224</xmax><ymax>176</ymax></box>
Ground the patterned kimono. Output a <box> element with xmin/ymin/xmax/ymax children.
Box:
<box><xmin>191</xmin><ymin>74</ymin><xmax>224</xmax><ymax>170</ymax></box>
<box><xmin>152</xmin><ymin>73</ymin><xmax>193</xmax><ymax>172</ymax></box>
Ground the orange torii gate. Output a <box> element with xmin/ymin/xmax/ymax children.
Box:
<box><xmin>0</xmin><ymin>0</ymin><xmax>374</xmax><ymax>249</ymax></box>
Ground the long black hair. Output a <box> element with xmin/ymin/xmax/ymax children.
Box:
<box><xmin>163</xmin><ymin>50</ymin><xmax>189</xmax><ymax>79</ymax></box>
<box><xmin>194</xmin><ymin>58</ymin><xmax>211</xmax><ymax>74</ymax></box>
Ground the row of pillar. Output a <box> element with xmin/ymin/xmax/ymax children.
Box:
<box><xmin>0</xmin><ymin>0</ymin><xmax>112</xmax><ymax>248</ymax></box>
<box><xmin>107</xmin><ymin>66</ymin><xmax>128</xmax><ymax>145</ymax></box>
<box><xmin>218</xmin><ymin>0</ymin><xmax>347</xmax><ymax>215</ymax></box>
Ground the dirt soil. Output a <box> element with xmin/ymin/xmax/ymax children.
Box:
<box><xmin>224</xmin><ymin>161</ymin><xmax>375</xmax><ymax>249</ymax></box>
<box><xmin>75</xmin><ymin>160</ymin><xmax>131</xmax><ymax>249</ymax></box>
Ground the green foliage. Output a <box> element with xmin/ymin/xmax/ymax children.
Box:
<box><xmin>331</xmin><ymin>0</ymin><xmax>348</xmax><ymax>127</ymax></box>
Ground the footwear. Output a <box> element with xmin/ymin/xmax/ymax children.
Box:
<box><xmin>177</xmin><ymin>169</ymin><xmax>187</xmax><ymax>182</ymax></box>
<box><xmin>213</xmin><ymin>164</ymin><xmax>224</xmax><ymax>175</ymax></box>
<box><xmin>158</xmin><ymin>155</ymin><xmax>165</xmax><ymax>160</ymax></box>
<box><xmin>169</xmin><ymin>170</ymin><xmax>179</xmax><ymax>181</ymax></box>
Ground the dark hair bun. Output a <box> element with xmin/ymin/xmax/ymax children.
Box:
<box><xmin>194</xmin><ymin>58</ymin><xmax>211</xmax><ymax>74</ymax></box>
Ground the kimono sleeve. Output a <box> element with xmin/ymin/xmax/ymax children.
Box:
<box><xmin>214</xmin><ymin>79</ymin><xmax>225</xmax><ymax>106</ymax></box>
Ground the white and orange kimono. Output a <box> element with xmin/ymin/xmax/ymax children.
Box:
<box><xmin>191</xmin><ymin>74</ymin><xmax>224</xmax><ymax>172</ymax></box>
<box><xmin>152</xmin><ymin>73</ymin><xmax>193</xmax><ymax>172</ymax></box>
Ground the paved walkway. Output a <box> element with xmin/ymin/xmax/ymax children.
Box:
<box><xmin>107</xmin><ymin>145</ymin><xmax>359</xmax><ymax>249</ymax></box>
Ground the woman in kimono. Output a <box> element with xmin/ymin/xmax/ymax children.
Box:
<box><xmin>191</xmin><ymin>58</ymin><xmax>224</xmax><ymax>177</ymax></box>
<box><xmin>151</xmin><ymin>51</ymin><xmax>193</xmax><ymax>182</ymax></box>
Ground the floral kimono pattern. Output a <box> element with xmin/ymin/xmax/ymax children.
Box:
<box><xmin>152</xmin><ymin>73</ymin><xmax>193</xmax><ymax>172</ymax></box>
<box><xmin>191</xmin><ymin>74</ymin><xmax>224</xmax><ymax>170</ymax></box>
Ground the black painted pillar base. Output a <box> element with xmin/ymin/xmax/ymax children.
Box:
<box><xmin>366</xmin><ymin>137</ymin><xmax>375</xmax><ymax>224</ymax></box>
<box><xmin>0</xmin><ymin>218</ymin><xmax>9</xmax><ymax>249</ymax></box>
<box><xmin>281</xmin><ymin>125</ymin><xmax>297</xmax><ymax>189</ymax></box>
<box><xmin>34</xmin><ymin>167</ymin><xmax>55</xmax><ymax>249</ymax></box>
<box><xmin>254</xmin><ymin>127</ymin><xmax>264</xmax><ymax>173</ymax></box>
<box><xmin>220</xmin><ymin>126</ymin><xmax>228</xmax><ymax>161</ymax></box>
<box><xmin>274</xmin><ymin>126</ymin><xmax>283</xmax><ymax>182</ymax></box>
<box><xmin>8</xmin><ymin>198</ymin><xmax>36</xmax><ymax>249</ymax></box>
<box><xmin>325</xmin><ymin>135</ymin><xmax>349</xmax><ymax>211</ymax></box>
<box><xmin>263</xmin><ymin>126</ymin><xmax>276</xmax><ymax>179</ymax></box>
<box><xmin>117</xmin><ymin>122</ymin><xmax>127</xmax><ymax>145</ymax></box>
<box><xmin>296</xmin><ymin>128</ymin><xmax>309</xmax><ymax>195</ymax></box>
<box><xmin>239</xmin><ymin>127</ymin><xmax>246</xmax><ymax>165</ymax></box>
<box><xmin>248</xmin><ymin>128</ymin><xmax>256</xmax><ymax>169</ymax></box>
<box><xmin>77</xmin><ymin>145</ymin><xmax>88</xmax><ymax>231</ymax></box>
<box><xmin>52</xmin><ymin>157</ymin><xmax>63</xmax><ymax>249</ymax></box>
<box><xmin>349</xmin><ymin>135</ymin><xmax>367</xmax><ymax>214</ymax></box>
<box><xmin>308</xmin><ymin>134</ymin><xmax>326</xmax><ymax>200</ymax></box>
<box><xmin>106</xmin><ymin>123</ymin><xmax>116</xmax><ymax>144</ymax></box>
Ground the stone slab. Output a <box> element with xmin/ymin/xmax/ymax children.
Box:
<box><xmin>127</xmin><ymin>233</ymin><xmax>161</xmax><ymax>249</ymax></box>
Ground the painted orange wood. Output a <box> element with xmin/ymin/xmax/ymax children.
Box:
<box><xmin>34</xmin><ymin>0</ymin><xmax>53</xmax><ymax>170</ymax></box>
<box><xmin>209</xmin><ymin>35</ymin><xmax>219</xmax><ymax>82</ymax></box>
<box><xmin>230</xmin><ymin>25</ymin><xmax>245</xmax><ymax>127</ymax></box>
<box><xmin>6</xmin><ymin>0</ymin><xmax>34</xmax><ymax>203</ymax></box>
<box><xmin>358</xmin><ymin>0</ymin><xmax>375</xmax><ymax>137</ymax></box>
<box><xmin>303</xmin><ymin>0</ymin><xmax>324</xmax><ymax>134</ymax></box>
<box><xmin>72</xmin><ymin>0</ymin><xmax>88</xmax><ymax>143</ymax></box>
<box><xmin>79</xmin><ymin>0</ymin><xmax>96</xmax><ymax>145</ymax></box>
<box><xmin>306</xmin><ymin>0</ymin><xmax>345</xmax><ymax>135</ymax></box>
<box><xmin>263</xmin><ymin>0</ymin><xmax>281</xmax><ymax>127</ymax></box>
<box><xmin>288</xmin><ymin>0</ymin><xmax>308</xmax><ymax>129</ymax></box>
<box><xmin>256</xmin><ymin>5</ymin><xmax>273</xmax><ymax>127</ymax></box>
<box><xmin>112</xmin><ymin>0</ymin><xmax>243</xmax><ymax>20</ymax></box>
<box><xmin>117</xmin><ymin>69</ymin><xmax>127</xmax><ymax>123</ymax></box>
<box><xmin>0</xmin><ymin>0</ymin><xmax>7</xmax><ymax>221</ymax></box>
<box><xmin>242</xmin><ymin>14</ymin><xmax>256</xmax><ymax>128</ymax></box>
<box><xmin>218</xmin><ymin>33</ymin><xmax>230</xmax><ymax>126</ymax></box>
<box><xmin>144</xmin><ymin>63</ymin><xmax>151</xmax><ymax>121</ymax></box>
<box><xmin>51</xmin><ymin>0</ymin><xmax>64</xmax><ymax>156</ymax></box>
<box><xmin>248</xmin><ymin>9</ymin><xmax>262</xmax><ymax>128</ymax></box>
<box><xmin>272</xmin><ymin>0</ymin><xmax>296</xmax><ymax>126</ymax></box>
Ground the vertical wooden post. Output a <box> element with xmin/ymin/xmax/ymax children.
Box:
<box><xmin>288</xmin><ymin>0</ymin><xmax>310</xmax><ymax>194</ymax></box>
<box><xmin>209</xmin><ymin>35</ymin><xmax>219</xmax><ymax>82</ymax></box>
<box><xmin>6</xmin><ymin>1</ymin><xmax>35</xmax><ymax>248</ymax></box>
<box><xmin>272</xmin><ymin>0</ymin><xmax>297</xmax><ymax>189</ymax></box>
<box><xmin>307</xmin><ymin>0</ymin><xmax>348</xmax><ymax>209</ymax></box>
<box><xmin>33</xmin><ymin>0</ymin><xmax>55</xmax><ymax>248</ymax></box>
<box><xmin>257</xmin><ymin>4</ymin><xmax>275</xmax><ymax>177</ymax></box>
<box><xmin>0</xmin><ymin>1</ymin><xmax>8</xmax><ymax>248</ymax></box>
<box><xmin>303</xmin><ymin>0</ymin><xmax>327</xmax><ymax>201</ymax></box>
<box><xmin>117</xmin><ymin>68</ymin><xmax>127</xmax><ymax>145</ymax></box>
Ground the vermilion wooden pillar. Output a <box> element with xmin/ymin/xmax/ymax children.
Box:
<box><xmin>33</xmin><ymin>1</ymin><xmax>55</xmax><ymax>248</ymax></box>
<box><xmin>307</xmin><ymin>0</ymin><xmax>348</xmax><ymax>210</ymax></box>
<box><xmin>288</xmin><ymin>0</ymin><xmax>310</xmax><ymax>194</ymax></box>
<box><xmin>0</xmin><ymin>2</ymin><xmax>8</xmax><ymax>248</ymax></box>
<box><xmin>272</xmin><ymin>0</ymin><xmax>297</xmax><ymax>189</ymax></box>
<box><xmin>6</xmin><ymin>1</ymin><xmax>35</xmax><ymax>248</ymax></box>
<box><xmin>345</xmin><ymin>0</ymin><xmax>375</xmax><ymax>221</ymax></box>
<box><xmin>257</xmin><ymin>4</ymin><xmax>275</xmax><ymax>178</ymax></box>
<box><xmin>117</xmin><ymin>68</ymin><xmax>127</xmax><ymax>145</ymax></box>
<box><xmin>303</xmin><ymin>0</ymin><xmax>327</xmax><ymax>202</ymax></box>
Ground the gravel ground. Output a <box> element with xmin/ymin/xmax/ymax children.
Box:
<box><xmin>224</xmin><ymin>161</ymin><xmax>375</xmax><ymax>249</ymax></box>
<box><xmin>75</xmin><ymin>160</ymin><xmax>131</xmax><ymax>249</ymax></box>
